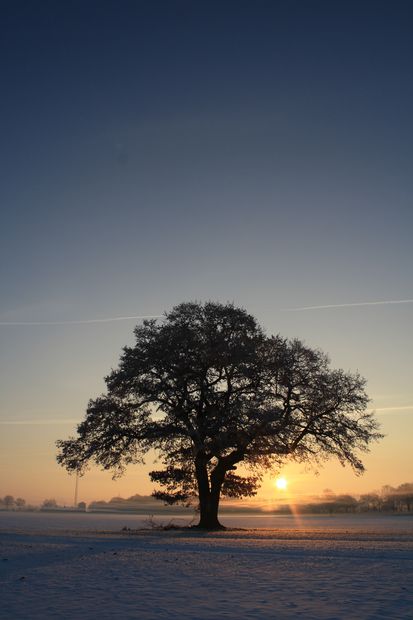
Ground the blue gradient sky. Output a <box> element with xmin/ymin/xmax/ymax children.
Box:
<box><xmin>1</xmin><ymin>1</ymin><xmax>412</xmax><ymax>504</ymax></box>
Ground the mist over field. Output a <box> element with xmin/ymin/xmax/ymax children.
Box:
<box><xmin>3</xmin><ymin>482</ymin><xmax>413</xmax><ymax>518</ymax></box>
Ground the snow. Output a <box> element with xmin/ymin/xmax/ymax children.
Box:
<box><xmin>1</xmin><ymin>513</ymin><xmax>412</xmax><ymax>619</ymax></box>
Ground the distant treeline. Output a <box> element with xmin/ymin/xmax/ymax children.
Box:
<box><xmin>283</xmin><ymin>483</ymin><xmax>413</xmax><ymax>515</ymax></box>
<box><xmin>87</xmin><ymin>494</ymin><xmax>258</xmax><ymax>514</ymax></box>
<box><xmin>1</xmin><ymin>483</ymin><xmax>412</xmax><ymax>514</ymax></box>
<box><xmin>88</xmin><ymin>494</ymin><xmax>192</xmax><ymax>514</ymax></box>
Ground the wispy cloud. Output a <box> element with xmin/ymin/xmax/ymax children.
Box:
<box><xmin>0</xmin><ymin>315</ymin><xmax>162</xmax><ymax>326</ymax></box>
<box><xmin>0</xmin><ymin>419</ymin><xmax>81</xmax><ymax>425</ymax></box>
<box><xmin>283</xmin><ymin>299</ymin><xmax>413</xmax><ymax>311</ymax></box>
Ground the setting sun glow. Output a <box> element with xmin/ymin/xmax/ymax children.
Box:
<box><xmin>275</xmin><ymin>477</ymin><xmax>288</xmax><ymax>490</ymax></box>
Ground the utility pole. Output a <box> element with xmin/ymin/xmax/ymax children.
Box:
<box><xmin>74</xmin><ymin>470</ymin><xmax>79</xmax><ymax>507</ymax></box>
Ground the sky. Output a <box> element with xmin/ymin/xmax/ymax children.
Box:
<box><xmin>0</xmin><ymin>0</ymin><xmax>412</xmax><ymax>506</ymax></box>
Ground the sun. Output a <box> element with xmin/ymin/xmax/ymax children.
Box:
<box><xmin>275</xmin><ymin>477</ymin><xmax>288</xmax><ymax>490</ymax></box>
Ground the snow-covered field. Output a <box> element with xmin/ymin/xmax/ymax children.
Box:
<box><xmin>1</xmin><ymin>513</ymin><xmax>412</xmax><ymax>619</ymax></box>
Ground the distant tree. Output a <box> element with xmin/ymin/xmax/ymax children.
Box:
<box><xmin>77</xmin><ymin>501</ymin><xmax>87</xmax><ymax>511</ymax></box>
<box><xmin>42</xmin><ymin>498</ymin><xmax>58</xmax><ymax>509</ymax></box>
<box><xmin>15</xmin><ymin>498</ymin><xmax>26</xmax><ymax>509</ymax></box>
<box><xmin>3</xmin><ymin>495</ymin><xmax>14</xmax><ymax>510</ymax></box>
<box><xmin>395</xmin><ymin>483</ymin><xmax>413</xmax><ymax>512</ymax></box>
<box><xmin>359</xmin><ymin>493</ymin><xmax>381</xmax><ymax>512</ymax></box>
<box><xmin>381</xmin><ymin>483</ymin><xmax>413</xmax><ymax>513</ymax></box>
<box><xmin>57</xmin><ymin>301</ymin><xmax>382</xmax><ymax>529</ymax></box>
<box><xmin>334</xmin><ymin>494</ymin><xmax>358</xmax><ymax>513</ymax></box>
<box><xmin>396</xmin><ymin>483</ymin><xmax>413</xmax><ymax>494</ymax></box>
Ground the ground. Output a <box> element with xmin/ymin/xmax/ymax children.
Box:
<box><xmin>0</xmin><ymin>515</ymin><xmax>412</xmax><ymax>619</ymax></box>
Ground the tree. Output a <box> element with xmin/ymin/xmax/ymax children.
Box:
<box><xmin>3</xmin><ymin>495</ymin><xmax>14</xmax><ymax>510</ymax></box>
<box><xmin>41</xmin><ymin>498</ymin><xmax>58</xmax><ymax>510</ymax></box>
<box><xmin>57</xmin><ymin>301</ymin><xmax>382</xmax><ymax>529</ymax></box>
<box><xmin>359</xmin><ymin>493</ymin><xmax>382</xmax><ymax>512</ymax></box>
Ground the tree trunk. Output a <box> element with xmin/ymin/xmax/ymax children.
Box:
<box><xmin>197</xmin><ymin>487</ymin><xmax>224</xmax><ymax>529</ymax></box>
<box><xmin>195</xmin><ymin>456</ymin><xmax>225</xmax><ymax>529</ymax></box>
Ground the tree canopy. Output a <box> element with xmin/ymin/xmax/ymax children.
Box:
<box><xmin>57</xmin><ymin>301</ymin><xmax>382</xmax><ymax>528</ymax></box>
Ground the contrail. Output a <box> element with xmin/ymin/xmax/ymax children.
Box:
<box><xmin>283</xmin><ymin>299</ymin><xmax>413</xmax><ymax>311</ymax></box>
<box><xmin>0</xmin><ymin>418</ymin><xmax>81</xmax><ymax>425</ymax></box>
<box><xmin>375</xmin><ymin>405</ymin><xmax>413</xmax><ymax>414</ymax></box>
<box><xmin>0</xmin><ymin>315</ymin><xmax>163</xmax><ymax>326</ymax></box>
